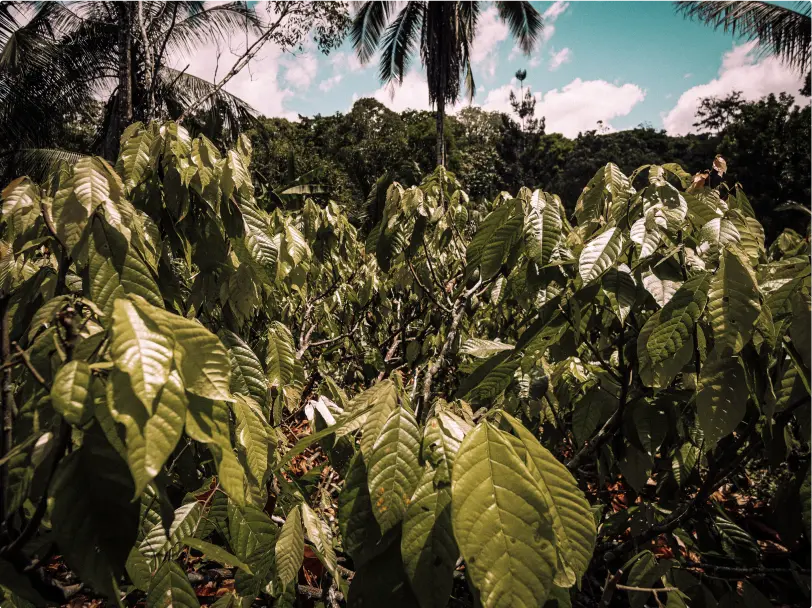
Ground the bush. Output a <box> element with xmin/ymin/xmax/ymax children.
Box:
<box><xmin>0</xmin><ymin>122</ymin><xmax>809</xmax><ymax>607</ymax></box>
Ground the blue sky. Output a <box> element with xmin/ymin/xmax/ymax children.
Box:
<box><xmin>183</xmin><ymin>1</ymin><xmax>808</xmax><ymax>137</ymax></box>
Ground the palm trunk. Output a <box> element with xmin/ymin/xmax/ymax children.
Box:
<box><xmin>435</xmin><ymin>100</ymin><xmax>445</xmax><ymax>167</ymax></box>
<box><xmin>103</xmin><ymin>3</ymin><xmax>133</xmax><ymax>159</ymax></box>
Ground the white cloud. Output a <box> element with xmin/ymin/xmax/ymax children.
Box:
<box><xmin>281</xmin><ymin>51</ymin><xmax>318</xmax><ymax>90</ymax></box>
<box><xmin>368</xmin><ymin>71</ymin><xmax>471</xmax><ymax>113</ymax></box>
<box><xmin>175</xmin><ymin>35</ymin><xmax>298</xmax><ymax>120</ymax></box>
<box><xmin>548</xmin><ymin>47</ymin><xmax>572</xmax><ymax>71</ymax></box>
<box><xmin>330</xmin><ymin>51</ymin><xmax>366</xmax><ymax>73</ymax></box>
<box><xmin>472</xmin><ymin>6</ymin><xmax>509</xmax><ymax>77</ymax></box>
<box><xmin>663</xmin><ymin>41</ymin><xmax>807</xmax><ymax>135</ymax></box>
<box><xmin>683</xmin><ymin>73</ymin><xmax>692</xmax><ymax>79</ymax></box>
<box><xmin>543</xmin><ymin>1</ymin><xmax>570</xmax><ymax>22</ymax></box>
<box><xmin>482</xmin><ymin>78</ymin><xmax>645</xmax><ymax>137</ymax></box>
<box><xmin>319</xmin><ymin>74</ymin><xmax>343</xmax><ymax>92</ymax></box>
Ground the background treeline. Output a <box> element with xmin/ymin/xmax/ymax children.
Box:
<box><xmin>246</xmin><ymin>91</ymin><xmax>810</xmax><ymax>240</ymax></box>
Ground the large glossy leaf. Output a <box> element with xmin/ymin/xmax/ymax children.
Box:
<box><xmin>275</xmin><ymin>505</ymin><xmax>304</xmax><ymax>586</ymax></box>
<box><xmin>356</xmin><ymin>380</ymin><xmax>399</xmax><ymax>455</ymax></box>
<box><xmin>502</xmin><ymin>414</ymin><xmax>596</xmax><ymax>586</ymax></box>
<box><xmin>338</xmin><ymin>452</ymin><xmax>387</xmax><ymax>566</ymax></box>
<box><xmin>111</xmin><ymin>298</ymin><xmax>174</xmax><ymax>409</ymax></box>
<box><xmin>228</xmin><ymin>503</ymin><xmax>278</xmax><ymax>596</ymax></box>
<box><xmin>266</xmin><ymin>321</ymin><xmax>296</xmax><ymax>388</ymax></box>
<box><xmin>136</xmin><ymin>298</ymin><xmax>233</xmax><ymax>402</ymax></box>
<box><xmin>302</xmin><ymin>503</ymin><xmax>340</xmax><ymax>580</ymax></box>
<box><xmin>73</xmin><ymin>157</ymin><xmax>112</xmax><ymax>214</ymax></box>
<box><xmin>638</xmin><ymin>310</ymin><xmax>695</xmax><ymax>389</ymax></box>
<box><xmin>118</xmin><ymin>126</ymin><xmax>156</xmax><ymax>192</ymax></box>
<box><xmin>401</xmin><ymin>412</ymin><xmax>469</xmax><ymax>608</ymax></box>
<box><xmin>647</xmin><ymin>272</ymin><xmax>711</xmax><ymax>366</ymax></box>
<box><xmin>697</xmin><ymin>353</ymin><xmax>748</xmax><ymax>449</ymax></box>
<box><xmin>51</xmin><ymin>360</ymin><xmax>93</xmax><ymax>425</ymax></box>
<box><xmin>1</xmin><ymin>176</ymin><xmax>40</xmax><ymax>233</ymax></box>
<box><xmin>219</xmin><ymin>329</ymin><xmax>268</xmax><ymax>404</ymax></box>
<box><xmin>231</xmin><ymin>395</ymin><xmax>270</xmax><ymax>492</ymax></box>
<box><xmin>183</xmin><ymin>538</ymin><xmax>252</xmax><ymax>573</ymax></box>
<box><xmin>707</xmin><ymin>249</ymin><xmax>761</xmax><ymax>355</ymax></box>
<box><xmin>452</xmin><ymin>422</ymin><xmax>557</xmax><ymax>608</ymax></box>
<box><xmin>601</xmin><ymin>267</ymin><xmax>637</xmax><ymax>325</ymax></box>
<box><xmin>579</xmin><ymin>228</ymin><xmax>623</xmax><ymax>285</ymax></box>
<box><xmin>525</xmin><ymin>191</ymin><xmax>562</xmax><ymax>266</ymax></box>
<box><xmin>641</xmin><ymin>270</ymin><xmax>681</xmax><ymax>308</ymax></box>
<box><xmin>49</xmin><ymin>426</ymin><xmax>139</xmax><ymax>599</ymax></box>
<box><xmin>629</xmin><ymin>211</ymin><xmax>663</xmax><ymax>259</ymax></box>
<box><xmin>185</xmin><ymin>396</ymin><xmax>245</xmax><ymax>504</ymax></box>
<box><xmin>108</xmin><ymin>368</ymin><xmax>187</xmax><ymax>496</ymax></box>
<box><xmin>367</xmin><ymin>405</ymin><xmax>422</xmax><ymax>534</ymax></box>
<box><xmin>146</xmin><ymin>560</ymin><xmax>200</xmax><ymax>608</ymax></box>
<box><xmin>140</xmin><ymin>501</ymin><xmax>203</xmax><ymax>563</ymax></box>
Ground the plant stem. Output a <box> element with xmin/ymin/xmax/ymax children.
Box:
<box><xmin>0</xmin><ymin>296</ymin><xmax>12</xmax><ymax>539</ymax></box>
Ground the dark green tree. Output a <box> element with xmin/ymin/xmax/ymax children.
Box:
<box><xmin>350</xmin><ymin>1</ymin><xmax>543</xmax><ymax>166</ymax></box>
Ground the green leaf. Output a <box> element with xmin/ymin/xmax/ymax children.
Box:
<box><xmin>51</xmin><ymin>360</ymin><xmax>93</xmax><ymax>425</ymax></box>
<box><xmin>302</xmin><ymin>503</ymin><xmax>340</xmax><ymax>580</ymax></box>
<box><xmin>579</xmin><ymin>228</ymin><xmax>623</xmax><ymax>285</ymax></box>
<box><xmin>73</xmin><ymin>157</ymin><xmax>113</xmax><ymax>214</ymax></box>
<box><xmin>266</xmin><ymin>321</ymin><xmax>296</xmax><ymax>388</ymax></box>
<box><xmin>137</xmin><ymin>298</ymin><xmax>233</xmax><ymax>402</ymax></box>
<box><xmin>219</xmin><ymin>329</ymin><xmax>268</xmax><ymax>404</ymax></box>
<box><xmin>140</xmin><ymin>502</ymin><xmax>203</xmax><ymax>563</ymax></box>
<box><xmin>697</xmin><ymin>353</ymin><xmax>748</xmax><ymax>449</ymax></box>
<box><xmin>367</xmin><ymin>405</ymin><xmax>422</xmax><ymax>534</ymax></box>
<box><xmin>452</xmin><ymin>421</ymin><xmax>557</xmax><ymax>608</ymax></box>
<box><xmin>707</xmin><ymin>249</ymin><xmax>761</xmax><ymax>355</ymax></box>
<box><xmin>638</xmin><ymin>310</ymin><xmax>694</xmax><ymax>389</ymax></box>
<box><xmin>647</xmin><ymin>272</ymin><xmax>711</xmax><ymax>366</ymax></box>
<box><xmin>629</xmin><ymin>211</ymin><xmax>663</xmax><ymax>259</ymax></box>
<box><xmin>233</xmin><ymin>205</ymin><xmax>278</xmax><ymax>283</ymax></box>
<box><xmin>347</xmin><ymin>538</ymin><xmax>418</xmax><ymax>608</ymax></box>
<box><xmin>801</xmin><ymin>465</ymin><xmax>811</xmax><ymax>533</ymax></box>
<box><xmin>182</xmin><ymin>538</ymin><xmax>253</xmax><ymax>573</ymax></box>
<box><xmin>275</xmin><ymin>505</ymin><xmax>304</xmax><ymax>586</ymax></box>
<box><xmin>50</xmin><ymin>425</ymin><xmax>139</xmax><ymax>599</ymax></box>
<box><xmin>185</xmin><ymin>396</ymin><xmax>245</xmax><ymax>504</ymax></box>
<box><xmin>401</xmin><ymin>411</ymin><xmax>469</xmax><ymax>608</ymax></box>
<box><xmin>146</xmin><ymin>560</ymin><xmax>200</xmax><ymax>608</ymax></box>
<box><xmin>229</xmin><ymin>503</ymin><xmax>277</xmax><ymax>598</ymax></box>
<box><xmin>357</xmin><ymin>380</ymin><xmax>399</xmax><ymax>455</ymax></box>
<box><xmin>108</xmin><ymin>368</ymin><xmax>187</xmax><ymax>497</ymax></box>
<box><xmin>2</xmin><ymin>177</ymin><xmax>40</xmax><ymax>233</ymax></box>
<box><xmin>125</xmin><ymin>547</ymin><xmax>152</xmax><ymax>592</ymax></box>
<box><xmin>89</xmin><ymin>218</ymin><xmax>163</xmax><ymax>317</ymax></box>
<box><xmin>111</xmin><ymin>297</ymin><xmax>174</xmax><ymax>409</ymax></box>
<box><xmin>231</xmin><ymin>395</ymin><xmax>270</xmax><ymax>492</ymax></box>
<box><xmin>460</xmin><ymin>338</ymin><xmax>514</xmax><ymax>358</ymax></box>
<box><xmin>601</xmin><ymin>267</ymin><xmax>637</xmax><ymax>325</ymax></box>
<box><xmin>480</xmin><ymin>205</ymin><xmax>524</xmax><ymax>280</ymax></box>
<box><xmin>338</xmin><ymin>452</ymin><xmax>387</xmax><ymax>567</ymax></box>
<box><xmin>525</xmin><ymin>191</ymin><xmax>562</xmax><ymax>266</ymax></box>
<box><xmin>641</xmin><ymin>270</ymin><xmax>681</xmax><ymax>308</ymax></box>
<box><xmin>118</xmin><ymin>125</ymin><xmax>156</xmax><ymax>191</ymax></box>
<box><xmin>401</xmin><ymin>468</ymin><xmax>457</xmax><ymax>608</ymax></box>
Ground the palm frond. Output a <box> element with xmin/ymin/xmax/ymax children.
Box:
<box><xmin>378</xmin><ymin>2</ymin><xmax>423</xmax><ymax>85</ymax></box>
<box><xmin>676</xmin><ymin>1</ymin><xmax>811</xmax><ymax>72</ymax></box>
<box><xmin>494</xmin><ymin>1</ymin><xmax>543</xmax><ymax>54</ymax></box>
<box><xmin>351</xmin><ymin>1</ymin><xmax>395</xmax><ymax>64</ymax></box>
<box><xmin>165</xmin><ymin>2</ymin><xmax>261</xmax><ymax>58</ymax></box>
<box><xmin>4</xmin><ymin>147</ymin><xmax>87</xmax><ymax>180</ymax></box>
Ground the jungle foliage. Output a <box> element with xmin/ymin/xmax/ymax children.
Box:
<box><xmin>0</xmin><ymin>120</ymin><xmax>809</xmax><ymax>608</ymax></box>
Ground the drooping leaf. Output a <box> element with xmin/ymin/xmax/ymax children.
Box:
<box><xmin>579</xmin><ymin>228</ymin><xmax>623</xmax><ymax>285</ymax></box>
<box><xmin>146</xmin><ymin>560</ymin><xmax>200</xmax><ymax>608</ymax></box>
<box><xmin>302</xmin><ymin>502</ymin><xmax>341</xmax><ymax>580</ymax></box>
<box><xmin>50</xmin><ymin>425</ymin><xmax>139</xmax><ymax>599</ymax></box>
<box><xmin>525</xmin><ymin>192</ymin><xmax>562</xmax><ymax>266</ymax></box>
<box><xmin>452</xmin><ymin>422</ymin><xmax>557</xmax><ymax>608</ymax></box>
<box><xmin>50</xmin><ymin>360</ymin><xmax>93</xmax><ymax>425</ymax></box>
<box><xmin>140</xmin><ymin>501</ymin><xmax>203</xmax><ymax>563</ymax></box>
<box><xmin>183</xmin><ymin>538</ymin><xmax>253</xmax><ymax>574</ymax></box>
<box><xmin>108</xmin><ymin>368</ymin><xmax>187</xmax><ymax>496</ymax></box>
<box><xmin>601</xmin><ymin>267</ymin><xmax>637</xmax><ymax>325</ymax></box>
<box><xmin>707</xmin><ymin>249</ymin><xmax>761</xmax><ymax>355</ymax></box>
<box><xmin>266</xmin><ymin>321</ymin><xmax>296</xmax><ymax>388</ymax></box>
<box><xmin>647</xmin><ymin>272</ymin><xmax>711</xmax><ymax>366</ymax></box>
<box><xmin>697</xmin><ymin>353</ymin><xmax>748</xmax><ymax>449</ymax></box>
<box><xmin>502</xmin><ymin>413</ymin><xmax>596</xmax><ymax>586</ymax></box>
<box><xmin>111</xmin><ymin>298</ymin><xmax>174</xmax><ymax>409</ymax></box>
<box><xmin>275</xmin><ymin>505</ymin><xmax>304</xmax><ymax>587</ymax></box>
<box><xmin>367</xmin><ymin>405</ymin><xmax>422</xmax><ymax>534</ymax></box>
<box><xmin>357</xmin><ymin>380</ymin><xmax>399</xmax><ymax>455</ymax></box>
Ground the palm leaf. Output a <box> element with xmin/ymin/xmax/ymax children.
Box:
<box><xmin>351</xmin><ymin>1</ymin><xmax>395</xmax><ymax>64</ymax></box>
<box><xmin>494</xmin><ymin>1</ymin><xmax>543</xmax><ymax>54</ymax></box>
<box><xmin>379</xmin><ymin>1</ymin><xmax>423</xmax><ymax>85</ymax></box>
<box><xmin>676</xmin><ymin>1</ymin><xmax>811</xmax><ymax>72</ymax></box>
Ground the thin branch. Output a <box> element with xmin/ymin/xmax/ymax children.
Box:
<box><xmin>616</xmin><ymin>584</ymin><xmax>679</xmax><ymax>593</ymax></box>
<box><xmin>408</xmin><ymin>261</ymin><xmax>451</xmax><ymax>313</ymax></box>
<box><xmin>178</xmin><ymin>5</ymin><xmax>289</xmax><ymax>121</ymax></box>
<box><xmin>12</xmin><ymin>343</ymin><xmax>47</xmax><ymax>388</ymax></box>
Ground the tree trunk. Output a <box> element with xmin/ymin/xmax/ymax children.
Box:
<box><xmin>103</xmin><ymin>3</ymin><xmax>133</xmax><ymax>159</ymax></box>
<box><xmin>435</xmin><ymin>100</ymin><xmax>445</xmax><ymax>167</ymax></box>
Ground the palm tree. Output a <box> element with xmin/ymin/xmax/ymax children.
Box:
<box><xmin>351</xmin><ymin>1</ymin><xmax>542</xmax><ymax>167</ymax></box>
<box><xmin>676</xmin><ymin>1</ymin><xmax>811</xmax><ymax>75</ymax></box>
<box><xmin>0</xmin><ymin>1</ymin><xmax>261</xmax><ymax>173</ymax></box>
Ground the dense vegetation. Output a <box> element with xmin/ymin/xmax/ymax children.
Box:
<box><xmin>0</xmin><ymin>119</ymin><xmax>809</xmax><ymax>608</ymax></box>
